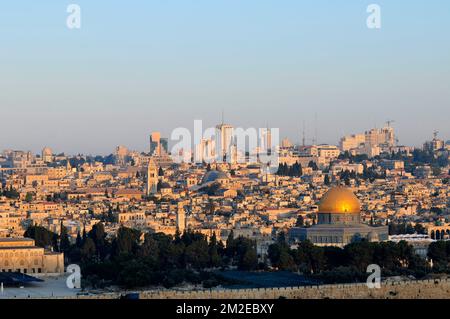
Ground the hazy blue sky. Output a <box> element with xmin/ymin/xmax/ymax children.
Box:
<box><xmin>1</xmin><ymin>1</ymin><xmax>449</xmax><ymax>155</ymax></box>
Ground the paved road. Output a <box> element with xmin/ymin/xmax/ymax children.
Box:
<box><xmin>0</xmin><ymin>276</ymin><xmax>81</xmax><ymax>299</ymax></box>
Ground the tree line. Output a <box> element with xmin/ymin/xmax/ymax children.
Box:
<box><xmin>267</xmin><ymin>233</ymin><xmax>431</xmax><ymax>283</ymax></box>
<box><xmin>24</xmin><ymin>225</ymin><xmax>259</xmax><ymax>289</ymax></box>
<box><xmin>24</xmin><ymin>223</ymin><xmax>450</xmax><ymax>288</ymax></box>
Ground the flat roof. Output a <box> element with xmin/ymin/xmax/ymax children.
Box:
<box><xmin>0</xmin><ymin>247</ymin><xmax>43</xmax><ymax>250</ymax></box>
<box><xmin>0</xmin><ymin>238</ymin><xmax>34</xmax><ymax>242</ymax></box>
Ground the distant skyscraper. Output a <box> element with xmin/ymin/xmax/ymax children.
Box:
<box><xmin>150</xmin><ymin>132</ymin><xmax>168</xmax><ymax>156</ymax></box>
<box><xmin>261</xmin><ymin>127</ymin><xmax>272</xmax><ymax>152</ymax></box>
<box><xmin>216</xmin><ymin>124</ymin><xmax>233</xmax><ymax>161</ymax></box>
<box><xmin>160</xmin><ymin>138</ymin><xmax>169</xmax><ymax>154</ymax></box>
<box><xmin>339</xmin><ymin>125</ymin><xmax>396</xmax><ymax>154</ymax></box>
<box><xmin>150</xmin><ymin>132</ymin><xmax>162</xmax><ymax>156</ymax></box>
<box><xmin>423</xmin><ymin>131</ymin><xmax>445</xmax><ymax>152</ymax></box>
<box><xmin>196</xmin><ymin>138</ymin><xmax>216</xmax><ymax>163</ymax></box>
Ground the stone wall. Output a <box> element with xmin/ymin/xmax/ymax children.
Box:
<box><xmin>69</xmin><ymin>278</ymin><xmax>450</xmax><ymax>299</ymax></box>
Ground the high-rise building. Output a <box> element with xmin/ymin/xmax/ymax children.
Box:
<box><xmin>364</xmin><ymin>126</ymin><xmax>395</xmax><ymax>149</ymax></box>
<box><xmin>261</xmin><ymin>127</ymin><xmax>272</xmax><ymax>152</ymax></box>
<box><xmin>339</xmin><ymin>125</ymin><xmax>396</xmax><ymax>155</ymax></box>
<box><xmin>339</xmin><ymin>134</ymin><xmax>365</xmax><ymax>151</ymax></box>
<box><xmin>150</xmin><ymin>132</ymin><xmax>161</xmax><ymax>156</ymax></box>
<box><xmin>150</xmin><ymin>132</ymin><xmax>168</xmax><ymax>156</ymax></box>
<box><xmin>423</xmin><ymin>132</ymin><xmax>445</xmax><ymax>152</ymax></box>
<box><xmin>216</xmin><ymin>123</ymin><xmax>233</xmax><ymax>161</ymax></box>
<box><xmin>196</xmin><ymin>138</ymin><xmax>216</xmax><ymax>163</ymax></box>
<box><xmin>160</xmin><ymin>137</ymin><xmax>169</xmax><ymax>154</ymax></box>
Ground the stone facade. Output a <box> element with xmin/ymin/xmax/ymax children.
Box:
<box><xmin>25</xmin><ymin>278</ymin><xmax>450</xmax><ymax>299</ymax></box>
<box><xmin>0</xmin><ymin>238</ymin><xmax>64</xmax><ymax>274</ymax></box>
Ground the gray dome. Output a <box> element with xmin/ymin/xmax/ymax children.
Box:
<box><xmin>201</xmin><ymin>170</ymin><xmax>228</xmax><ymax>184</ymax></box>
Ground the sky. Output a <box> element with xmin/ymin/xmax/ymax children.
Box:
<box><xmin>0</xmin><ymin>0</ymin><xmax>449</xmax><ymax>155</ymax></box>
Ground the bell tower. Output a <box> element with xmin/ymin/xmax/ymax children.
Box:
<box><xmin>176</xmin><ymin>201</ymin><xmax>186</xmax><ymax>233</ymax></box>
<box><xmin>147</xmin><ymin>159</ymin><xmax>158</xmax><ymax>195</ymax></box>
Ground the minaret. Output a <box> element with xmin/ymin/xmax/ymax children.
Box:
<box><xmin>176</xmin><ymin>201</ymin><xmax>186</xmax><ymax>233</ymax></box>
<box><xmin>147</xmin><ymin>159</ymin><xmax>158</xmax><ymax>195</ymax></box>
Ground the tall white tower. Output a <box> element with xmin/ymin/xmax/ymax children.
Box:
<box><xmin>216</xmin><ymin>123</ymin><xmax>233</xmax><ymax>161</ymax></box>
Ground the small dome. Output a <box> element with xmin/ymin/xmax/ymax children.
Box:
<box><xmin>318</xmin><ymin>186</ymin><xmax>361</xmax><ymax>214</ymax></box>
<box><xmin>201</xmin><ymin>170</ymin><xmax>228</xmax><ymax>184</ymax></box>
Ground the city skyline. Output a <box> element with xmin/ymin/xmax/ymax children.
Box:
<box><xmin>1</xmin><ymin>1</ymin><xmax>449</xmax><ymax>154</ymax></box>
<box><xmin>0</xmin><ymin>120</ymin><xmax>447</xmax><ymax>156</ymax></box>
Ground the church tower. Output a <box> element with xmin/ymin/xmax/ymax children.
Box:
<box><xmin>176</xmin><ymin>201</ymin><xmax>186</xmax><ymax>233</ymax></box>
<box><xmin>147</xmin><ymin>159</ymin><xmax>158</xmax><ymax>195</ymax></box>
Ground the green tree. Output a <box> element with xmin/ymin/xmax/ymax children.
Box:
<box><xmin>295</xmin><ymin>215</ymin><xmax>305</xmax><ymax>227</ymax></box>
<box><xmin>75</xmin><ymin>230</ymin><xmax>83</xmax><ymax>248</ymax></box>
<box><xmin>89</xmin><ymin>222</ymin><xmax>107</xmax><ymax>257</ymax></box>
<box><xmin>208</xmin><ymin>233</ymin><xmax>222</xmax><ymax>268</ymax></box>
<box><xmin>112</xmin><ymin>227</ymin><xmax>141</xmax><ymax>257</ymax></box>
<box><xmin>60</xmin><ymin>225</ymin><xmax>71</xmax><ymax>252</ymax></box>
<box><xmin>185</xmin><ymin>240</ymin><xmax>210</xmax><ymax>269</ymax></box>
<box><xmin>25</xmin><ymin>192</ymin><xmax>34</xmax><ymax>202</ymax></box>
<box><xmin>308</xmin><ymin>161</ymin><xmax>318</xmax><ymax>171</ymax></box>
<box><xmin>427</xmin><ymin>241</ymin><xmax>449</xmax><ymax>266</ymax></box>
<box><xmin>240</xmin><ymin>245</ymin><xmax>258</xmax><ymax>270</ymax></box>
<box><xmin>81</xmin><ymin>238</ymin><xmax>97</xmax><ymax>261</ymax></box>
<box><xmin>24</xmin><ymin>225</ymin><xmax>58</xmax><ymax>250</ymax></box>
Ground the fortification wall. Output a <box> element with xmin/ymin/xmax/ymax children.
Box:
<box><xmin>70</xmin><ymin>278</ymin><xmax>450</xmax><ymax>299</ymax></box>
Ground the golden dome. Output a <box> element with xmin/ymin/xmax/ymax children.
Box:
<box><xmin>318</xmin><ymin>186</ymin><xmax>361</xmax><ymax>214</ymax></box>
